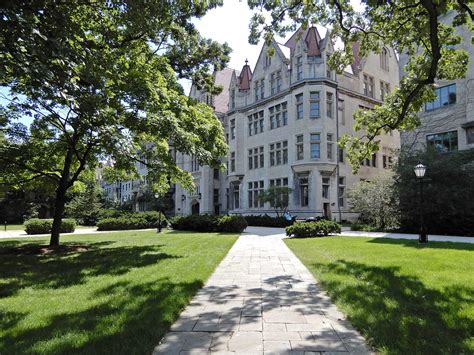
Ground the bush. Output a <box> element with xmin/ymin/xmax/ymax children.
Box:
<box><xmin>24</xmin><ymin>219</ymin><xmax>76</xmax><ymax>235</ymax></box>
<box><xmin>351</xmin><ymin>223</ymin><xmax>379</xmax><ymax>232</ymax></box>
<box><xmin>216</xmin><ymin>215</ymin><xmax>248</xmax><ymax>233</ymax></box>
<box><xmin>285</xmin><ymin>220</ymin><xmax>341</xmax><ymax>238</ymax></box>
<box><xmin>96</xmin><ymin>212</ymin><xmax>167</xmax><ymax>231</ymax></box>
<box><xmin>244</xmin><ymin>214</ymin><xmax>294</xmax><ymax>227</ymax></box>
<box><xmin>170</xmin><ymin>214</ymin><xmax>218</xmax><ymax>232</ymax></box>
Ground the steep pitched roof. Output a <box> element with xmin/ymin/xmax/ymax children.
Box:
<box><xmin>305</xmin><ymin>26</ymin><xmax>322</xmax><ymax>56</ymax></box>
<box><xmin>238</xmin><ymin>60</ymin><xmax>253</xmax><ymax>91</ymax></box>
<box><xmin>213</xmin><ymin>67</ymin><xmax>235</xmax><ymax>114</ymax></box>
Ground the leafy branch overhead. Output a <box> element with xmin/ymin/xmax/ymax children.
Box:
<box><xmin>248</xmin><ymin>0</ymin><xmax>472</xmax><ymax>171</ymax></box>
<box><xmin>0</xmin><ymin>0</ymin><xmax>231</xmax><ymax>245</ymax></box>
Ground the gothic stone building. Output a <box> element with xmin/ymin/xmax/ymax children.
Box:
<box><xmin>175</xmin><ymin>26</ymin><xmax>400</xmax><ymax>221</ymax></box>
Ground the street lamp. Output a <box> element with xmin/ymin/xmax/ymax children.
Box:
<box><xmin>414</xmin><ymin>162</ymin><xmax>428</xmax><ymax>243</ymax></box>
<box><xmin>155</xmin><ymin>193</ymin><xmax>163</xmax><ymax>233</ymax></box>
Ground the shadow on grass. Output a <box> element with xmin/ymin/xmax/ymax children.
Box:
<box><xmin>0</xmin><ymin>279</ymin><xmax>203</xmax><ymax>355</ymax></box>
<box><xmin>0</xmin><ymin>241</ymin><xmax>180</xmax><ymax>297</ymax></box>
<box><xmin>368</xmin><ymin>237</ymin><xmax>474</xmax><ymax>251</ymax></box>
<box><xmin>311</xmin><ymin>259</ymin><xmax>474</xmax><ymax>353</ymax></box>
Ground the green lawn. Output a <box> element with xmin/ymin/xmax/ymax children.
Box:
<box><xmin>1</xmin><ymin>224</ymin><xmax>91</xmax><ymax>231</ymax></box>
<box><xmin>285</xmin><ymin>236</ymin><xmax>474</xmax><ymax>354</ymax></box>
<box><xmin>0</xmin><ymin>230</ymin><xmax>238</xmax><ymax>354</ymax></box>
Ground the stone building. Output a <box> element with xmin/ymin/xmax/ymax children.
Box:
<box><xmin>400</xmin><ymin>11</ymin><xmax>474</xmax><ymax>152</ymax></box>
<box><xmin>174</xmin><ymin>25</ymin><xmax>401</xmax><ymax>221</ymax></box>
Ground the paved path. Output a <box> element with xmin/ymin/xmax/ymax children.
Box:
<box><xmin>153</xmin><ymin>227</ymin><xmax>370</xmax><ymax>354</ymax></box>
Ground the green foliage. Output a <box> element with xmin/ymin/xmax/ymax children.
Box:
<box><xmin>244</xmin><ymin>214</ymin><xmax>294</xmax><ymax>227</ymax></box>
<box><xmin>66</xmin><ymin>181</ymin><xmax>104</xmax><ymax>226</ymax></box>
<box><xmin>0</xmin><ymin>1</ymin><xmax>230</xmax><ymax>244</ymax></box>
<box><xmin>24</xmin><ymin>219</ymin><xmax>76</xmax><ymax>235</ymax></box>
<box><xmin>395</xmin><ymin>148</ymin><xmax>474</xmax><ymax>236</ymax></box>
<box><xmin>348</xmin><ymin>171</ymin><xmax>399</xmax><ymax>230</ymax></box>
<box><xmin>170</xmin><ymin>214</ymin><xmax>247</xmax><ymax>233</ymax></box>
<box><xmin>350</xmin><ymin>223</ymin><xmax>379</xmax><ymax>232</ymax></box>
<box><xmin>285</xmin><ymin>220</ymin><xmax>341</xmax><ymax>238</ymax></box>
<box><xmin>216</xmin><ymin>215</ymin><xmax>248</xmax><ymax>233</ymax></box>
<box><xmin>248</xmin><ymin>1</ymin><xmax>472</xmax><ymax>171</ymax></box>
<box><xmin>96</xmin><ymin>212</ymin><xmax>167</xmax><ymax>231</ymax></box>
<box><xmin>258</xmin><ymin>186</ymin><xmax>293</xmax><ymax>217</ymax></box>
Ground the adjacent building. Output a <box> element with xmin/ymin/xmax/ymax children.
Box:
<box><xmin>175</xmin><ymin>25</ymin><xmax>401</xmax><ymax>221</ymax></box>
<box><xmin>400</xmin><ymin>11</ymin><xmax>474</xmax><ymax>152</ymax></box>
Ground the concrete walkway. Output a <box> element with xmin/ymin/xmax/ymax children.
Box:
<box><xmin>153</xmin><ymin>227</ymin><xmax>370</xmax><ymax>354</ymax></box>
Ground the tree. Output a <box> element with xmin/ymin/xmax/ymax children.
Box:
<box><xmin>259</xmin><ymin>186</ymin><xmax>293</xmax><ymax>217</ymax></box>
<box><xmin>248</xmin><ymin>0</ymin><xmax>472</xmax><ymax>170</ymax></box>
<box><xmin>395</xmin><ymin>148</ymin><xmax>474</xmax><ymax>236</ymax></box>
<box><xmin>66</xmin><ymin>180</ymin><xmax>104</xmax><ymax>226</ymax></box>
<box><xmin>0</xmin><ymin>1</ymin><xmax>231</xmax><ymax>246</ymax></box>
<box><xmin>348</xmin><ymin>171</ymin><xmax>399</xmax><ymax>229</ymax></box>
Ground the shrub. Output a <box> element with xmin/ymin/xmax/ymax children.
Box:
<box><xmin>170</xmin><ymin>214</ymin><xmax>218</xmax><ymax>232</ymax></box>
<box><xmin>216</xmin><ymin>215</ymin><xmax>248</xmax><ymax>233</ymax></box>
<box><xmin>24</xmin><ymin>219</ymin><xmax>76</xmax><ymax>235</ymax></box>
<box><xmin>285</xmin><ymin>220</ymin><xmax>341</xmax><ymax>238</ymax></box>
<box><xmin>96</xmin><ymin>212</ymin><xmax>167</xmax><ymax>231</ymax></box>
<box><xmin>244</xmin><ymin>214</ymin><xmax>294</xmax><ymax>227</ymax></box>
<box><xmin>351</xmin><ymin>223</ymin><xmax>379</xmax><ymax>232</ymax></box>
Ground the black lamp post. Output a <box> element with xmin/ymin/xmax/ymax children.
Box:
<box><xmin>414</xmin><ymin>162</ymin><xmax>428</xmax><ymax>243</ymax></box>
<box><xmin>155</xmin><ymin>193</ymin><xmax>162</xmax><ymax>233</ymax></box>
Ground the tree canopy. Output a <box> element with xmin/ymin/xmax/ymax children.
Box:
<box><xmin>248</xmin><ymin>0</ymin><xmax>473</xmax><ymax>170</ymax></box>
<box><xmin>0</xmin><ymin>0</ymin><xmax>231</xmax><ymax>245</ymax></box>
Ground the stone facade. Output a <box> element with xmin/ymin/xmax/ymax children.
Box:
<box><xmin>400</xmin><ymin>11</ymin><xmax>474</xmax><ymax>152</ymax></box>
<box><xmin>175</xmin><ymin>26</ymin><xmax>401</xmax><ymax>221</ymax></box>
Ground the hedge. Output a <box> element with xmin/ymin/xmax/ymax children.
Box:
<box><xmin>96</xmin><ymin>211</ymin><xmax>167</xmax><ymax>231</ymax></box>
<box><xmin>244</xmin><ymin>214</ymin><xmax>294</xmax><ymax>227</ymax></box>
<box><xmin>171</xmin><ymin>214</ymin><xmax>247</xmax><ymax>233</ymax></box>
<box><xmin>285</xmin><ymin>220</ymin><xmax>341</xmax><ymax>238</ymax></box>
<box><xmin>24</xmin><ymin>219</ymin><xmax>76</xmax><ymax>235</ymax></box>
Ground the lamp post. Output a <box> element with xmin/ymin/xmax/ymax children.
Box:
<box><xmin>414</xmin><ymin>162</ymin><xmax>428</xmax><ymax>243</ymax></box>
<box><xmin>155</xmin><ymin>193</ymin><xmax>162</xmax><ymax>233</ymax></box>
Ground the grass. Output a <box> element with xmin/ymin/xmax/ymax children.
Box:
<box><xmin>285</xmin><ymin>236</ymin><xmax>474</xmax><ymax>354</ymax></box>
<box><xmin>0</xmin><ymin>230</ymin><xmax>238</xmax><ymax>354</ymax></box>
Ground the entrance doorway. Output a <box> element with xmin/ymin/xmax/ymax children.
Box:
<box><xmin>323</xmin><ymin>203</ymin><xmax>332</xmax><ymax>220</ymax></box>
<box><xmin>191</xmin><ymin>201</ymin><xmax>200</xmax><ymax>215</ymax></box>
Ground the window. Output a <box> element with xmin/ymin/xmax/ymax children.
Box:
<box><xmin>213</xmin><ymin>188</ymin><xmax>219</xmax><ymax>204</ymax></box>
<box><xmin>248</xmin><ymin>181</ymin><xmax>264</xmax><ymax>208</ymax></box>
<box><xmin>380</xmin><ymin>81</ymin><xmax>390</xmax><ymax>101</ymax></box>
<box><xmin>326</xmin><ymin>92</ymin><xmax>334</xmax><ymax>118</ymax></box>
<box><xmin>269</xmin><ymin>140</ymin><xmax>288</xmax><ymax>166</ymax></box>
<box><xmin>338</xmin><ymin>177</ymin><xmax>345</xmax><ymax>207</ymax></box>
<box><xmin>254</xmin><ymin>80</ymin><xmax>259</xmax><ymax>101</ymax></box>
<box><xmin>260</xmin><ymin>80</ymin><xmax>265</xmax><ymax>100</ymax></box>
<box><xmin>269</xmin><ymin>102</ymin><xmax>288</xmax><ymax>129</ymax></box>
<box><xmin>371</xmin><ymin>153</ymin><xmax>377</xmax><ymax>167</ymax></box>
<box><xmin>230</xmin><ymin>152</ymin><xmax>235</xmax><ymax>172</ymax></box>
<box><xmin>230</xmin><ymin>119</ymin><xmax>235</xmax><ymax>139</ymax></box>
<box><xmin>296</xmin><ymin>93</ymin><xmax>304</xmax><ymax>119</ymax></box>
<box><xmin>269</xmin><ymin>177</ymin><xmax>289</xmax><ymax>207</ymax></box>
<box><xmin>425</xmin><ymin>84</ymin><xmax>456</xmax><ymax>111</ymax></box>
<box><xmin>322</xmin><ymin>177</ymin><xmax>330</xmax><ymax>199</ymax></box>
<box><xmin>233</xmin><ymin>184</ymin><xmax>239</xmax><ymax>209</ymax></box>
<box><xmin>276</xmin><ymin>71</ymin><xmax>282</xmax><ymax>92</ymax></box>
<box><xmin>296</xmin><ymin>135</ymin><xmax>304</xmax><ymax>160</ymax></box>
<box><xmin>265</xmin><ymin>53</ymin><xmax>272</xmax><ymax>67</ymax></box>
<box><xmin>299</xmin><ymin>177</ymin><xmax>309</xmax><ymax>206</ymax></box>
<box><xmin>230</xmin><ymin>89</ymin><xmax>236</xmax><ymax>109</ymax></box>
<box><xmin>248</xmin><ymin>146</ymin><xmax>264</xmax><ymax>170</ymax></box>
<box><xmin>327</xmin><ymin>134</ymin><xmax>334</xmax><ymax>160</ymax></box>
<box><xmin>338</xmin><ymin>99</ymin><xmax>345</xmax><ymax>125</ymax></box>
<box><xmin>296</xmin><ymin>56</ymin><xmax>303</xmax><ymax>80</ymax></box>
<box><xmin>426</xmin><ymin>131</ymin><xmax>458</xmax><ymax>152</ymax></box>
<box><xmin>248</xmin><ymin>111</ymin><xmax>264</xmax><ymax>136</ymax></box>
<box><xmin>310</xmin><ymin>133</ymin><xmax>321</xmax><ymax>159</ymax></box>
<box><xmin>191</xmin><ymin>154</ymin><xmax>199</xmax><ymax>172</ymax></box>
<box><xmin>338</xmin><ymin>148</ymin><xmax>344</xmax><ymax>163</ymax></box>
<box><xmin>466</xmin><ymin>127</ymin><xmax>474</xmax><ymax>145</ymax></box>
<box><xmin>363</xmin><ymin>74</ymin><xmax>375</xmax><ymax>98</ymax></box>
<box><xmin>213</xmin><ymin>168</ymin><xmax>219</xmax><ymax>179</ymax></box>
<box><xmin>381</xmin><ymin>48</ymin><xmax>389</xmax><ymax>71</ymax></box>
<box><xmin>310</xmin><ymin>92</ymin><xmax>320</xmax><ymax>119</ymax></box>
<box><xmin>270</xmin><ymin>73</ymin><xmax>276</xmax><ymax>95</ymax></box>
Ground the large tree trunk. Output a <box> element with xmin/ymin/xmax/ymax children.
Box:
<box><xmin>50</xmin><ymin>146</ymin><xmax>74</xmax><ymax>247</ymax></box>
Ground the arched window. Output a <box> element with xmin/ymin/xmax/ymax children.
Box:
<box><xmin>381</xmin><ymin>48</ymin><xmax>389</xmax><ymax>71</ymax></box>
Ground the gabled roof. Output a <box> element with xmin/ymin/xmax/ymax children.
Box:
<box><xmin>213</xmin><ymin>67</ymin><xmax>235</xmax><ymax>114</ymax></box>
<box><xmin>305</xmin><ymin>26</ymin><xmax>322</xmax><ymax>56</ymax></box>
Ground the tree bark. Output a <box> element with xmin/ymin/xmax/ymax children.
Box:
<box><xmin>50</xmin><ymin>146</ymin><xmax>74</xmax><ymax>247</ymax></box>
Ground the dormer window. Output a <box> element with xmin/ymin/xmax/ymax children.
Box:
<box><xmin>296</xmin><ymin>56</ymin><xmax>303</xmax><ymax>80</ymax></box>
<box><xmin>265</xmin><ymin>53</ymin><xmax>272</xmax><ymax>67</ymax></box>
<box><xmin>381</xmin><ymin>48</ymin><xmax>389</xmax><ymax>71</ymax></box>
